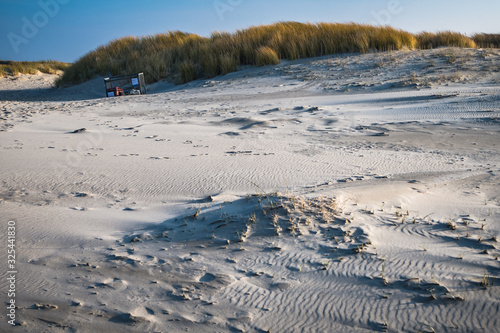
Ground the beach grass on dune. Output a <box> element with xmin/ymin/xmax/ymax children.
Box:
<box><xmin>473</xmin><ymin>33</ymin><xmax>500</xmax><ymax>48</ymax></box>
<box><xmin>0</xmin><ymin>60</ymin><xmax>71</xmax><ymax>77</ymax></box>
<box><xmin>416</xmin><ymin>31</ymin><xmax>477</xmax><ymax>49</ymax></box>
<box><xmin>7</xmin><ymin>22</ymin><xmax>491</xmax><ymax>87</ymax></box>
<box><xmin>56</xmin><ymin>22</ymin><xmax>419</xmax><ymax>86</ymax></box>
<box><xmin>256</xmin><ymin>46</ymin><xmax>280</xmax><ymax>67</ymax></box>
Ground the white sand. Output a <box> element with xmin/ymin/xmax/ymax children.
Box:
<box><xmin>1</xmin><ymin>48</ymin><xmax>499</xmax><ymax>332</ymax></box>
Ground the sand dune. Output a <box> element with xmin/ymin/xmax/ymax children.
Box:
<box><xmin>0</xmin><ymin>48</ymin><xmax>499</xmax><ymax>332</ymax></box>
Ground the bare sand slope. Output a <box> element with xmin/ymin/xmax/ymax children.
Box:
<box><xmin>0</xmin><ymin>48</ymin><xmax>499</xmax><ymax>332</ymax></box>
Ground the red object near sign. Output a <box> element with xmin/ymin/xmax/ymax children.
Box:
<box><xmin>112</xmin><ymin>87</ymin><xmax>124</xmax><ymax>96</ymax></box>
<box><xmin>104</xmin><ymin>73</ymin><xmax>146</xmax><ymax>97</ymax></box>
<box><xmin>106</xmin><ymin>87</ymin><xmax>124</xmax><ymax>97</ymax></box>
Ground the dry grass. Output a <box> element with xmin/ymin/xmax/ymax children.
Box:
<box><xmin>0</xmin><ymin>60</ymin><xmax>70</xmax><ymax>77</ymax></box>
<box><xmin>56</xmin><ymin>22</ymin><xmax>417</xmax><ymax>86</ymax></box>
<box><xmin>416</xmin><ymin>31</ymin><xmax>476</xmax><ymax>49</ymax></box>
<box><xmin>473</xmin><ymin>33</ymin><xmax>500</xmax><ymax>48</ymax></box>
<box><xmin>55</xmin><ymin>22</ymin><xmax>498</xmax><ymax>87</ymax></box>
<box><xmin>256</xmin><ymin>46</ymin><xmax>279</xmax><ymax>67</ymax></box>
<box><xmin>178</xmin><ymin>60</ymin><xmax>196</xmax><ymax>84</ymax></box>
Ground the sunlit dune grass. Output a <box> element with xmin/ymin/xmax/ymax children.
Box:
<box><xmin>43</xmin><ymin>22</ymin><xmax>497</xmax><ymax>87</ymax></box>
<box><xmin>0</xmin><ymin>60</ymin><xmax>70</xmax><ymax>77</ymax></box>
<box><xmin>416</xmin><ymin>31</ymin><xmax>476</xmax><ymax>49</ymax></box>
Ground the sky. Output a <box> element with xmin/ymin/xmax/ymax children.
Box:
<box><xmin>1</xmin><ymin>0</ymin><xmax>499</xmax><ymax>63</ymax></box>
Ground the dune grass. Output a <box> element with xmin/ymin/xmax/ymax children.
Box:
<box><xmin>56</xmin><ymin>22</ymin><xmax>418</xmax><ymax>86</ymax></box>
<box><xmin>416</xmin><ymin>31</ymin><xmax>476</xmax><ymax>49</ymax></box>
<box><xmin>473</xmin><ymin>33</ymin><xmax>500</xmax><ymax>48</ymax></box>
<box><xmin>55</xmin><ymin>22</ymin><xmax>495</xmax><ymax>87</ymax></box>
<box><xmin>256</xmin><ymin>46</ymin><xmax>280</xmax><ymax>67</ymax></box>
<box><xmin>0</xmin><ymin>60</ymin><xmax>70</xmax><ymax>77</ymax></box>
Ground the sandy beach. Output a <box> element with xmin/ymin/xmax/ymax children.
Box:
<box><xmin>1</xmin><ymin>47</ymin><xmax>499</xmax><ymax>332</ymax></box>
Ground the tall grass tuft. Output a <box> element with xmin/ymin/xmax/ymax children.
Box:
<box><xmin>473</xmin><ymin>34</ymin><xmax>500</xmax><ymax>48</ymax></box>
<box><xmin>256</xmin><ymin>46</ymin><xmax>279</xmax><ymax>66</ymax></box>
<box><xmin>416</xmin><ymin>31</ymin><xmax>476</xmax><ymax>49</ymax></box>
<box><xmin>178</xmin><ymin>60</ymin><xmax>196</xmax><ymax>84</ymax></box>
<box><xmin>219</xmin><ymin>53</ymin><xmax>239</xmax><ymax>75</ymax></box>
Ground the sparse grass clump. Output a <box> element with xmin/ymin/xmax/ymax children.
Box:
<box><xmin>480</xmin><ymin>272</ymin><xmax>496</xmax><ymax>289</ymax></box>
<box><xmin>0</xmin><ymin>60</ymin><xmax>70</xmax><ymax>77</ymax></box>
<box><xmin>416</xmin><ymin>31</ymin><xmax>476</xmax><ymax>49</ymax></box>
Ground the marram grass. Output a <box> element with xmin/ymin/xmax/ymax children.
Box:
<box><xmin>54</xmin><ymin>22</ymin><xmax>491</xmax><ymax>87</ymax></box>
<box><xmin>0</xmin><ymin>60</ymin><xmax>70</xmax><ymax>77</ymax></box>
<box><xmin>256</xmin><ymin>46</ymin><xmax>279</xmax><ymax>67</ymax></box>
<box><xmin>473</xmin><ymin>33</ymin><xmax>500</xmax><ymax>48</ymax></box>
<box><xmin>416</xmin><ymin>31</ymin><xmax>476</xmax><ymax>49</ymax></box>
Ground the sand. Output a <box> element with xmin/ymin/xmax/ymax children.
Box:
<box><xmin>0</xmin><ymin>47</ymin><xmax>499</xmax><ymax>332</ymax></box>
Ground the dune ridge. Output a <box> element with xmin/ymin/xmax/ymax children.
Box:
<box><xmin>57</xmin><ymin>22</ymin><xmax>498</xmax><ymax>87</ymax></box>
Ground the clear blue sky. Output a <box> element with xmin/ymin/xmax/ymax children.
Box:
<box><xmin>1</xmin><ymin>0</ymin><xmax>499</xmax><ymax>62</ymax></box>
